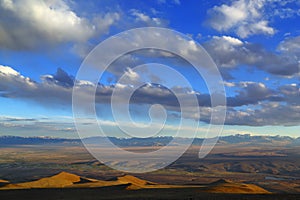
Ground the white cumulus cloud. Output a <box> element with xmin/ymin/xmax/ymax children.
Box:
<box><xmin>206</xmin><ymin>0</ymin><xmax>275</xmax><ymax>38</ymax></box>
<box><xmin>0</xmin><ymin>0</ymin><xmax>119</xmax><ymax>50</ymax></box>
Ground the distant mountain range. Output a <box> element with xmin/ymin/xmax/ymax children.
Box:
<box><xmin>0</xmin><ymin>134</ymin><xmax>299</xmax><ymax>146</ymax></box>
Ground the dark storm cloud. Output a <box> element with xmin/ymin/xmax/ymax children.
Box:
<box><xmin>278</xmin><ymin>83</ymin><xmax>300</xmax><ymax>105</ymax></box>
<box><xmin>225</xmin><ymin>103</ymin><xmax>300</xmax><ymax>126</ymax></box>
<box><xmin>203</xmin><ymin>36</ymin><xmax>300</xmax><ymax>77</ymax></box>
<box><xmin>42</xmin><ymin>68</ymin><xmax>75</xmax><ymax>87</ymax></box>
<box><xmin>0</xmin><ymin>65</ymin><xmax>299</xmax><ymax>126</ymax></box>
<box><xmin>226</xmin><ymin>82</ymin><xmax>281</xmax><ymax>107</ymax></box>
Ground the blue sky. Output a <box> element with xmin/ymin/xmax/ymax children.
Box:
<box><xmin>0</xmin><ymin>0</ymin><xmax>299</xmax><ymax>138</ymax></box>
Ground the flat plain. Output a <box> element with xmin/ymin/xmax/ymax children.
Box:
<box><xmin>1</xmin><ymin>139</ymin><xmax>300</xmax><ymax>199</ymax></box>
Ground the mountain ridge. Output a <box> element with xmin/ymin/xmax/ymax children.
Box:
<box><xmin>0</xmin><ymin>134</ymin><xmax>297</xmax><ymax>146</ymax></box>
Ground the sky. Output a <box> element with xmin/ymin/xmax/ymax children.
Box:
<box><xmin>0</xmin><ymin>0</ymin><xmax>299</xmax><ymax>138</ymax></box>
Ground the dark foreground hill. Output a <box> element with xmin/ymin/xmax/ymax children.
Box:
<box><xmin>1</xmin><ymin>171</ymin><xmax>292</xmax><ymax>200</ymax></box>
<box><xmin>0</xmin><ymin>188</ymin><xmax>299</xmax><ymax>200</ymax></box>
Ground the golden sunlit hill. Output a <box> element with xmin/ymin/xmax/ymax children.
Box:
<box><xmin>0</xmin><ymin>179</ymin><xmax>9</xmax><ymax>187</ymax></box>
<box><xmin>0</xmin><ymin>172</ymin><xmax>272</xmax><ymax>194</ymax></box>
<box><xmin>70</xmin><ymin>174</ymin><xmax>152</xmax><ymax>189</ymax></box>
<box><xmin>116</xmin><ymin>175</ymin><xmax>157</xmax><ymax>190</ymax></box>
<box><xmin>1</xmin><ymin>172</ymin><xmax>93</xmax><ymax>189</ymax></box>
<box><xmin>0</xmin><ymin>172</ymin><xmax>159</xmax><ymax>190</ymax></box>
<box><xmin>205</xmin><ymin>179</ymin><xmax>271</xmax><ymax>194</ymax></box>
